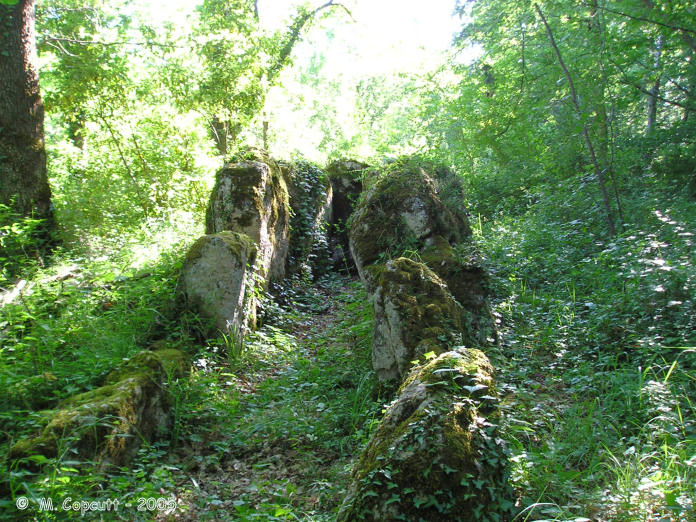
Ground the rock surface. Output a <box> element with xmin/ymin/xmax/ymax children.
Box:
<box><xmin>10</xmin><ymin>348</ymin><xmax>188</xmax><ymax>466</ymax></box>
<box><xmin>205</xmin><ymin>150</ymin><xmax>290</xmax><ymax>284</ymax></box>
<box><xmin>180</xmin><ymin>231</ymin><xmax>257</xmax><ymax>337</ymax></box>
<box><xmin>337</xmin><ymin>348</ymin><xmax>515</xmax><ymax>521</ymax></box>
<box><xmin>326</xmin><ymin>160</ymin><xmax>367</xmax><ymax>270</ymax></box>
<box><xmin>349</xmin><ymin>161</ymin><xmax>471</xmax><ymax>289</ymax></box>
<box><xmin>368</xmin><ymin>257</ymin><xmax>467</xmax><ymax>381</ymax></box>
<box><xmin>348</xmin><ymin>160</ymin><xmax>496</xmax><ymax>380</ymax></box>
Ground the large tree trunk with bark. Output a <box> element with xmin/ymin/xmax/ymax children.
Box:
<box><xmin>0</xmin><ymin>0</ymin><xmax>52</xmax><ymax>220</ymax></box>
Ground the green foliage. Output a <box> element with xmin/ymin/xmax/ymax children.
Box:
<box><xmin>0</xmin><ymin>203</ymin><xmax>49</xmax><ymax>285</ymax></box>
<box><xmin>286</xmin><ymin>159</ymin><xmax>332</xmax><ymax>278</ymax></box>
<box><xmin>475</xmin><ymin>168</ymin><xmax>696</xmax><ymax>518</ymax></box>
<box><xmin>1</xmin><ymin>0</ymin><xmax>694</xmax><ymax>519</ymax></box>
<box><xmin>154</xmin><ymin>275</ymin><xmax>380</xmax><ymax>519</ymax></box>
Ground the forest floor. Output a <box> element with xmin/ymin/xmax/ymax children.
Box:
<box><xmin>2</xmin><ymin>197</ymin><xmax>695</xmax><ymax>521</ymax></box>
<box><xmin>160</xmin><ymin>274</ymin><xmax>381</xmax><ymax>521</ymax></box>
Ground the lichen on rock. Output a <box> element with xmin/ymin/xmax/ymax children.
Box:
<box><xmin>349</xmin><ymin>159</ymin><xmax>472</xmax><ymax>286</ymax></box>
<box><xmin>205</xmin><ymin>149</ymin><xmax>290</xmax><ymax>284</ymax></box>
<box><xmin>9</xmin><ymin>348</ymin><xmax>188</xmax><ymax>467</ymax></box>
<box><xmin>180</xmin><ymin>231</ymin><xmax>258</xmax><ymax>338</ymax></box>
<box><xmin>337</xmin><ymin>348</ymin><xmax>516</xmax><ymax>521</ymax></box>
<box><xmin>369</xmin><ymin>257</ymin><xmax>467</xmax><ymax>381</ymax></box>
<box><xmin>348</xmin><ymin>159</ymin><xmax>496</xmax><ymax>381</ymax></box>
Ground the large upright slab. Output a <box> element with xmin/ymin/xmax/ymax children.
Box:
<box><xmin>206</xmin><ymin>151</ymin><xmax>290</xmax><ymax>285</ymax></box>
<box><xmin>349</xmin><ymin>160</ymin><xmax>495</xmax><ymax>381</ymax></box>
<box><xmin>180</xmin><ymin>231</ymin><xmax>257</xmax><ymax>337</ymax></box>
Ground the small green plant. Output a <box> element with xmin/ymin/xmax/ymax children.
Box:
<box><xmin>0</xmin><ymin>202</ymin><xmax>49</xmax><ymax>285</ymax></box>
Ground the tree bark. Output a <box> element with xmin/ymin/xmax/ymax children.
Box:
<box><xmin>210</xmin><ymin>117</ymin><xmax>228</xmax><ymax>156</ymax></box>
<box><xmin>0</xmin><ymin>0</ymin><xmax>52</xmax><ymax>220</ymax></box>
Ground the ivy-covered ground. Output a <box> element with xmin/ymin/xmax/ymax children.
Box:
<box><xmin>170</xmin><ymin>275</ymin><xmax>379</xmax><ymax>520</ymax></box>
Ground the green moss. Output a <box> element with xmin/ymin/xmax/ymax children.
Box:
<box><xmin>183</xmin><ymin>231</ymin><xmax>256</xmax><ymax>267</ymax></box>
<box><xmin>402</xmin><ymin>348</ymin><xmax>494</xmax><ymax>388</ymax></box>
<box><xmin>326</xmin><ymin>159</ymin><xmax>369</xmax><ymax>182</ymax></box>
<box><xmin>375</xmin><ymin>258</ymin><xmax>466</xmax><ymax>367</ymax></box>
<box><xmin>104</xmin><ymin>347</ymin><xmax>188</xmax><ymax>385</ymax></box>
<box><xmin>10</xmin><ymin>376</ymin><xmax>150</xmax><ymax>462</ymax></box>
<box><xmin>420</xmin><ymin>235</ymin><xmax>496</xmax><ymax>346</ymax></box>
<box><xmin>349</xmin><ymin>162</ymin><xmax>471</xmax><ymax>273</ymax></box>
<box><xmin>338</xmin><ymin>349</ymin><xmax>515</xmax><ymax>521</ymax></box>
<box><xmin>9</xmin><ymin>349</ymin><xmax>188</xmax><ymax>465</ymax></box>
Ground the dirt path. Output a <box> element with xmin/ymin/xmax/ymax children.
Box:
<box><xmin>169</xmin><ymin>275</ymin><xmax>377</xmax><ymax>521</ymax></box>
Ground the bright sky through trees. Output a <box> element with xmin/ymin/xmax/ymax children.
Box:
<box><xmin>259</xmin><ymin>0</ymin><xmax>463</xmax><ymax>73</ymax></box>
<box><xmin>133</xmin><ymin>0</ymin><xmax>464</xmax><ymax>73</ymax></box>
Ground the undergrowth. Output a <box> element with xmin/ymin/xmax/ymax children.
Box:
<box><xmin>1</xmin><ymin>260</ymin><xmax>379</xmax><ymax>520</ymax></box>
<box><xmin>476</xmin><ymin>171</ymin><xmax>696</xmax><ymax>520</ymax></box>
<box><xmin>169</xmin><ymin>274</ymin><xmax>380</xmax><ymax>520</ymax></box>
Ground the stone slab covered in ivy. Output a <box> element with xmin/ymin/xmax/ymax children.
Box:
<box><xmin>337</xmin><ymin>348</ymin><xmax>516</xmax><ymax>521</ymax></box>
<box><xmin>281</xmin><ymin>159</ymin><xmax>333</xmax><ymax>277</ymax></box>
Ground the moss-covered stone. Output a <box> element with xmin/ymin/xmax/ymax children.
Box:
<box><xmin>369</xmin><ymin>258</ymin><xmax>467</xmax><ymax>381</ymax></box>
<box><xmin>104</xmin><ymin>348</ymin><xmax>187</xmax><ymax>385</ymax></box>
<box><xmin>180</xmin><ymin>231</ymin><xmax>258</xmax><ymax>338</ymax></box>
<box><xmin>420</xmin><ymin>235</ymin><xmax>497</xmax><ymax>345</ymax></box>
<box><xmin>338</xmin><ymin>348</ymin><xmax>516</xmax><ymax>521</ymax></box>
<box><xmin>349</xmin><ymin>161</ymin><xmax>472</xmax><ymax>286</ymax></box>
<box><xmin>349</xmin><ymin>159</ymin><xmax>496</xmax><ymax>371</ymax></box>
<box><xmin>9</xmin><ymin>348</ymin><xmax>188</xmax><ymax>466</ymax></box>
<box><xmin>205</xmin><ymin>149</ymin><xmax>290</xmax><ymax>284</ymax></box>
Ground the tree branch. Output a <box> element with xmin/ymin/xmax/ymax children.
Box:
<box><xmin>597</xmin><ymin>5</ymin><xmax>696</xmax><ymax>35</ymax></box>
<box><xmin>535</xmin><ymin>3</ymin><xmax>616</xmax><ymax>236</ymax></box>
<box><xmin>608</xmin><ymin>56</ymin><xmax>696</xmax><ymax>112</ymax></box>
<box><xmin>266</xmin><ymin>0</ymin><xmax>352</xmax><ymax>84</ymax></box>
<box><xmin>39</xmin><ymin>34</ymin><xmax>184</xmax><ymax>49</ymax></box>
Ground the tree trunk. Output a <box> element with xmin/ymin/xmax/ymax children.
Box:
<box><xmin>646</xmin><ymin>36</ymin><xmax>663</xmax><ymax>136</ymax></box>
<box><xmin>0</xmin><ymin>0</ymin><xmax>52</xmax><ymax>220</ymax></box>
<box><xmin>682</xmin><ymin>50</ymin><xmax>695</xmax><ymax>122</ymax></box>
<box><xmin>588</xmin><ymin>0</ymin><xmax>624</xmax><ymax>228</ymax></box>
<box><xmin>210</xmin><ymin>117</ymin><xmax>228</xmax><ymax>156</ymax></box>
<box><xmin>536</xmin><ymin>3</ymin><xmax>616</xmax><ymax>236</ymax></box>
